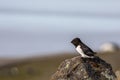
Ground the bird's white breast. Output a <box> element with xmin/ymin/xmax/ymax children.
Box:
<box><xmin>76</xmin><ymin>45</ymin><xmax>90</xmax><ymax>58</ymax></box>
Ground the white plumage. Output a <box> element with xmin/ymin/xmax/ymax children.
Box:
<box><xmin>76</xmin><ymin>45</ymin><xmax>90</xmax><ymax>58</ymax></box>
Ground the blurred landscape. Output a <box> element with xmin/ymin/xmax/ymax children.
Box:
<box><xmin>0</xmin><ymin>52</ymin><xmax>120</xmax><ymax>80</ymax></box>
<box><xmin>0</xmin><ymin>0</ymin><xmax>120</xmax><ymax>80</ymax></box>
<box><xmin>0</xmin><ymin>53</ymin><xmax>74</xmax><ymax>80</ymax></box>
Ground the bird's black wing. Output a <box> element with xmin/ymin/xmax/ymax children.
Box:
<box><xmin>81</xmin><ymin>44</ymin><xmax>95</xmax><ymax>56</ymax></box>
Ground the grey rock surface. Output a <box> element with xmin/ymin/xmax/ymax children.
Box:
<box><xmin>51</xmin><ymin>56</ymin><xmax>116</xmax><ymax>80</ymax></box>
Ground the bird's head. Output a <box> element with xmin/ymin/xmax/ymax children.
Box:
<box><xmin>71</xmin><ymin>37</ymin><xmax>82</xmax><ymax>47</ymax></box>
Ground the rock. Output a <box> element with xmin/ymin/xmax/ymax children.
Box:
<box><xmin>51</xmin><ymin>56</ymin><xmax>116</xmax><ymax>80</ymax></box>
<box><xmin>116</xmin><ymin>70</ymin><xmax>120</xmax><ymax>80</ymax></box>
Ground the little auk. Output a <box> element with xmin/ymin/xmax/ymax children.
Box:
<box><xmin>71</xmin><ymin>37</ymin><xmax>96</xmax><ymax>58</ymax></box>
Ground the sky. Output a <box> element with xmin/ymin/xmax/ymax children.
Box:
<box><xmin>0</xmin><ymin>0</ymin><xmax>120</xmax><ymax>58</ymax></box>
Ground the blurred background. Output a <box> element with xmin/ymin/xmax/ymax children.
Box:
<box><xmin>0</xmin><ymin>0</ymin><xmax>120</xmax><ymax>80</ymax></box>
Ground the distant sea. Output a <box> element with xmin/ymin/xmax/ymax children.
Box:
<box><xmin>0</xmin><ymin>31</ymin><xmax>120</xmax><ymax>58</ymax></box>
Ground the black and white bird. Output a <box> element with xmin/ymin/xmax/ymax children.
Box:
<box><xmin>71</xmin><ymin>37</ymin><xmax>96</xmax><ymax>58</ymax></box>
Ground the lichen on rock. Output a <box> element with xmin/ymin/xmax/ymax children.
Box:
<box><xmin>51</xmin><ymin>56</ymin><xmax>116</xmax><ymax>80</ymax></box>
